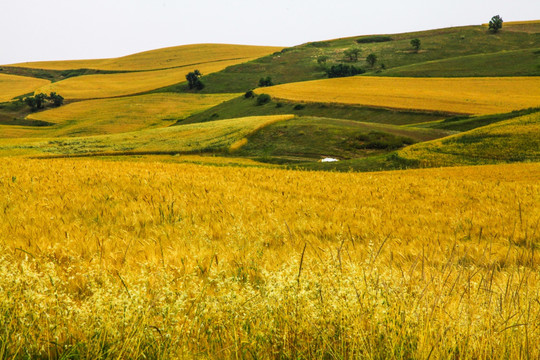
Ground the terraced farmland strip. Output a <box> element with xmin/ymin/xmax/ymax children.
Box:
<box><xmin>24</xmin><ymin>93</ymin><xmax>238</xmax><ymax>137</ymax></box>
<box><xmin>10</xmin><ymin>44</ymin><xmax>283</xmax><ymax>71</ymax></box>
<box><xmin>0</xmin><ymin>114</ymin><xmax>294</xmax><ymax>156</ymax></box>
<box><xmin>0</xmin><ymin>74</ymin><xmax>50</xmax><ymax>102</ymax></box>
<box><xmin>35</xmin><ymin>60</ymin><xmax>247</xmax><ymax>100</ymax></box>
<box><xmin>258</xmin><ymin>76</ymin><xmax>540</xmax><ymax>115</ymax></box>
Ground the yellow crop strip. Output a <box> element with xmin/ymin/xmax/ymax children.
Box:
<box><xmin>0</xmin><ymin>114</ymin><xmax>294</xmax><ymax>156</ymax></box>
<box><xmin>258</xmin><ymin>76</ymin><xmax>540</xmax><ymax>115</ymax></box>
<box><xmin>10</xmin><ymin>44</ymin><xmax>283</xmax><ymax>71</ymax></box>
<box><xmin>23</xmin><ymin>93</ymin><xmax>237</xmax><ymax>137</ymax></box>
<box><xmin>36</xmin><ymin>59</ymin><xmax>245</xmax><ymax>100</ymax></box>
<box><xmin>0</xmin><ymin>160</ymin><xmax>538</xmax><ymax>358</ymax></box>
<box><xmin>0</xmin><ymin>74</ymin><xmax>50</xmax><ymax>102</ymax></box>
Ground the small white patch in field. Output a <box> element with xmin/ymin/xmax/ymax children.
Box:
<box><xmin>320</xmin><ymin>157</ymin><xmax>339</xmax><ymax>162</ymax></box>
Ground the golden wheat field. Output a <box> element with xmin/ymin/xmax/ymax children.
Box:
<box><xmin>0</xmin><ymin>74</ymin><xmax>50</xmax><ymax>102</ymax></box>
<box><xmin>23</xmin><ymin>93</ymin><xmax>237</xmax><ymax>137</ymax></box>
<box><xmin>0</xmin><ymin>114</ymin><xmax>294</xmax><ymax>156</ymax></box>
<box><xmin>10</xmin><ymin>44</ymin><xmax>283</xmax><ymax>71</ymax></box>
<box><xmin>258</xmin><ymin>76</ymin><xmax>540</xmax><ymax>115</ymax></box>
<box><xmin>0</xmin><ymin>158</ymin><xmax>538</xmax><ymax>359</ymax></box>
<box><xmin>35</xmin><ymin>59</ymin><xmax>247</xmax><ymax>100</ymax></box>
<box><xmin>400</xmin><ymin>111</ymin><xmax>540</xmax><ymax>166</ymax></box>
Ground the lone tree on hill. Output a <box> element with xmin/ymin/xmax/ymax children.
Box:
<box><xmin>489</xmin><ymin>15</ymin><xmax>503</xmax><ymax>33</ymax></box>
<box><xmin>410</xmin><ymin>38</ymin><xmax>421</xmax><ymax>52</ymax></box>
<box><xmin>366</xmin><ymin>53</ymin><xmax>377</xmax><ymax>67</ymax></box>
<box><xmin>186</xmin><ymin>70</ymin><xmax>204</xmax><ymax>90</ymax></box>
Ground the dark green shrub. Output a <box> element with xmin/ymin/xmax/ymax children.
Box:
<box><xmin>276</xmin><ymin>102</ymin><xmax>283</xmax><ymax>108</ymax></box>
<box><xmin>48</xmin><ymin>92</ymin><xmax>64</xmax><ymax>107</ymax></box>
<box><xmin>366</xmin><ymin>53</ymin><xmax>377</xmax><ymax>67</ymax></box>
<box><xmin>317</xmin><ymin>55</ymin><xmax>329</xmax><ymax>65</ymax></box>
<box><xmin>256</xmin><ymin>94</ymin><xmax>271</xmax><ymax>106</ymax></box>
<box><xmin>326</xmin><ymin>64</ymin><xmax>365</xmax><ymax>78</ymax></box>
<box><xmin>410</xmin><ymin>38</ymin><xmax>421</xmax><ymax>52</ymax></box>
<box><xmin>309</xmin><ymin>41</ymin><xmax>330</xmax><ymax>48</ymax></box>
<box><xmin>356</xmin><ymin>36</ymin><xmax>392</xmax><ymax>43</ymax></box>
<box><xmin>244</xmin><ymin>90</ymin><xmax>255</xmax><ymax>99</ymax></box>
<box><xmin>344</xmin><ymin>47</ymin><xmax>360</xmax><ymax>62</ymax></box>
<box><xmin>293</xmin><ymin>104</ymin><xmax>305</xmax><ymax>110</ymax></box>
<box><xmin>258</xmin><ymin>77</ymin><xmax>274</xmax><ymax>87</ymax></box>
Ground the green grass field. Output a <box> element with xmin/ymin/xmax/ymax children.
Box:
<box><xmin>231</xmin><ymin>116</ymin><xmax>453</xmax><ymax>163</ymax></box>
<box><xmin>381</xmin><ymin>48</ymin><xmax>540</xmax><ymax>77</ymax></box>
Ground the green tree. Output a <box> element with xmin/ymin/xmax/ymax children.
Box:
<box><xmin>489</xmin><ymin>15</ymin><xmax>503</xmax><ymax>33</ymax></box>
<box><xmin>24</xmin><ymin>96</ymin><xmax>38</xmax><ymax>111</ymax></box>
<box><xmin>258</xmin><ymin>76</ymin><xmax>273</xmax><ymax>87</ymax></box>
<box><xmin>325</xmin><ymin>64</ymin><xmax>365</xmax><ymax>78</ymax></box>
<box><xmin>186</xmin><ymin>70</ymin><xmax>204</xmax><ymax>90</ymax></box>
<box><xmin>366</xmin><ymin>53</ymin><xmax>377</xmax><ymax>67</ymax></box>
<box><xmin>344</xmin><ymin>47</ymin><xmax>361</xmax><ymax>62</ymax></box>
<box><xmin>48</xmin><ymin>92</ymin><xmax>64</xmax><ymax>107</ymax></box>
<box><xmin>317</xmin><ymin>55</ymin><xmax>328</xmax><ymax>65</ymax></box>
<box><xmin>34</xmin><ymin>93</ymin><xmax>47</xmax><ymax>109</ymax></box>
<box><xmin>410</xmin><ymin>38</ymin><xmax>421</xmax><ymax>52</ymax></box>
<box><xmin>256</xmin><ymin>93</ymin><xmax>271</xmax><ymax>106</ymax></box>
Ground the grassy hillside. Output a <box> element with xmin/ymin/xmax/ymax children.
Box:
<box><xmin>231</xmin><ymin>116</ymin><xmax>453</xmax><ymax>163</ymax></box>
<box><xmin>9</xmin><ymin>44</ymin><xmax>283</xmax><ymax>71</ymax></box>
<box><xmin>195</xmin><ymin>24</ymin><xmax>540</xmax><ymax>93</ymax></box>
<box><xmin>257</xmin><ymin>76</ymin><xmax>540</xmax><ymax>115</ymax></box>
<box><xmin>398</xmin><ymin>110</ymin><xmax>540</xmax><ymax>166</ymax></box>
<box><xmin>16</xmin><ymin>93</ymin><xmax>236</xmax><ymax>137</ymax></box>
<box><xmin>0</xmin><ymin>74</ymin><xmax>50</xmax><ymax>102</ymax></box>
<box><xmin>382</xmin><ymin>48</ymin><xmax>540</xmax><ymax>77</ymax></box>
<box><xmin>418</xmin><ymin>107</ymin><xmax>540</xmax><ymax>132</ymax></box>
<box><xmin>294</xmin><ymin>109</ymin><xmax>540</xmax><ymax>172</ymax></box>
<box><xmin>0</xmin><ymin>115</ymin><xmax>293</xmax><ymax>157</ymax></box>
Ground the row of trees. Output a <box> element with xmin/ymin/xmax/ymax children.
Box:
<box><xmin>24</xmin><ymin>92</ymin><xmax>64</xmax><ymax>111</ymax></box>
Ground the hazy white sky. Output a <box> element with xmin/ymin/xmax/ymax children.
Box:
<box><xmin>1</xmin><ymin>0</ymin><xmax>538</xmax><ymax>65</ymax></box>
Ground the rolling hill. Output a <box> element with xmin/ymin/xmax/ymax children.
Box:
<box><xmin>9</xmin><ymin>44</ymin><xmax>283</xmax><ymax>71</ymax></box>
<box><xmin>194</xmin><ymin>23</ymin><xmax>540</xmax><ymax>93</ymax></box>
<box><xmin>0</xmin><ymin>21</ymin><xmax>538</xmax><ymax>172</ymax></box>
